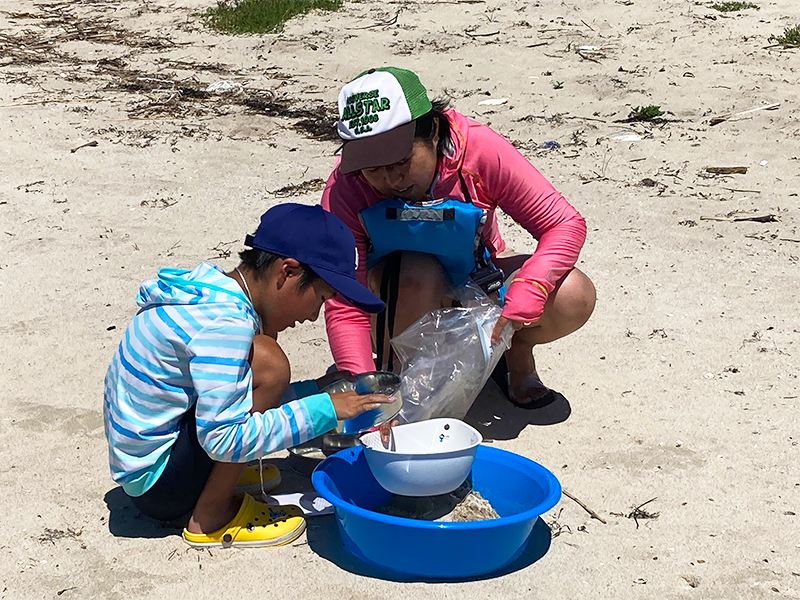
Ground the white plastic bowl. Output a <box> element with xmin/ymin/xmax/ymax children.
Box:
<box><xmin>358</xmin><ymin>418</ymin><xmax>482</xmax><ymax>497</ymax></box>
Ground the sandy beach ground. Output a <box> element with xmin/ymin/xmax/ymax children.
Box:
<box><xmin>1</xmin><ymin>0</ymin><xmax>799</xmax><ymax>597</ymax></box>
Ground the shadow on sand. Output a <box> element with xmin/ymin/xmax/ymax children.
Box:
<box><xmin>463</xmin><ymin>381</ymin><xmax>572</xmax><ymax>442</ymax></box>
<box><xmin>102</xmin><ymin>487</ymin><xmax>184</xmax><ymax>539</ymax></box>
<box><xmin>103</xmin><ymin>455</ymin><xmax>316</xmax><ymax>539</ymax></box>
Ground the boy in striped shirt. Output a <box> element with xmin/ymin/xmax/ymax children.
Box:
<box><xmin>103</xmin><ymin>204</ymin><xmax>390</xmax><ymax>548</ymax></box>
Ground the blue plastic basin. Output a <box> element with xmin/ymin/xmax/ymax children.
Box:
<box><xmin>312</xmin><ymin>444</ymin><xmax>561</xmax><ymax>579</ymax></box>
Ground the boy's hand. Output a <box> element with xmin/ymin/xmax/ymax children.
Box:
<box><xmin>378</xmin><ymin>419</ymin><xmax>399</xmax><ymax>447</ymax></box>
<box><xmin>316</xmin><ymin>370</ymin><xmax>354</xmax><ymax>390</ymax></box>
<box><xmin>327</xmin><ymin>391</ymin><xmax>393</xmax><ymax>421</ymax></box>
<box><xmin>362</xmin><ymin>419</ymin><xmax>399</xmax><ymax>447</ymax></box>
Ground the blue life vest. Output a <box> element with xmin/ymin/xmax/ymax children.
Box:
<box><xmin>359</xmin><ymin>197</ymin><xmax>485</xmax><ymax>287</ymax></box>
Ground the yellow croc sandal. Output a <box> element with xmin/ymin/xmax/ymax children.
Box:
<box><xmin>182</xmin><ymin>494</ymin><xmax>306</xmax><ymax>548</ymax></box>
<box><xmin>233</xmin><ymin>461</ymin><xmax>281</xmax><ymax>495</ymax></box>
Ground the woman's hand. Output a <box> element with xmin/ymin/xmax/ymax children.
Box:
<box><xmin>328</xmin><ymin>391</ymin><xmax>393</xmax><ymax>420</ymax></box>
<box><xmin>491</xmin><ymin>315</ymin><xmax>525</xmax><ymax>345</ymax></box>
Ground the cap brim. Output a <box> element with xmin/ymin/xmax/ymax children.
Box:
<box><xmin>311</xmin><ymin>266</ymin><xmax>385</xmax><ymax>313</ymax></box>
<box><xmin>339</xmin><ymin>121</ymin><xmax>416</xmax><ymax>175</ymax></box>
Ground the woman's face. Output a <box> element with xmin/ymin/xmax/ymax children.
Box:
<box><xmin>360</xmin><ymin>122</ymin><xmax>439</xmax><ymax>202</ymax></box>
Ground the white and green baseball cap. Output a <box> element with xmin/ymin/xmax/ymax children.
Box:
<box><xmin>337</xmin><ymin>67</ymin><xmax>432</xmax><ymax>174</ymax></box>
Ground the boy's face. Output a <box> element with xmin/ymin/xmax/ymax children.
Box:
<box><xmin>280</xmin><ymin>277</ymin><xmax>336</xmax><ymax>331</ymax></box>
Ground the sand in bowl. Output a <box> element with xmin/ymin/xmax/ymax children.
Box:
<box><xmin>374</xmin><ymin>479</ymin><xmax>499</xmax><ymax>522</ymax></box>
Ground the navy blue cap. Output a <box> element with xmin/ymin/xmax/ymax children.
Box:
<box><xmin>245</xmin><ymin>203</ymin><xmax>385</xmax><ymax>313</ymax></box>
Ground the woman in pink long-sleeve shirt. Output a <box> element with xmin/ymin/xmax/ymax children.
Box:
<box><xmin>321</xmin><ymin>67</ymin><xmax>595</xmax><ymax>408</ymax></box>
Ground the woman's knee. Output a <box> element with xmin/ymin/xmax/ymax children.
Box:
<box><xmin>552</xmin><ymin>268</ymin><xmax>596</xmax><ymax>327</ymax></box>
<box><xmin>397</xmin><ymin>252</ymin><xmax>449</xmax><ymax>301</ymax></box>
<box><xmin>521</xmin><ymin>269</ymin><xmax>594</xmax><ymax>345</ymax></box>
<box><xmin>368</xmin><ymin>252</ymin><xmax>450</xmax><ymax>310</ymax></box>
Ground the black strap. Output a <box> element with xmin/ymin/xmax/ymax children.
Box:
<box><xmin>375</xmin><ymin>251</ymin><xmax>402</xmax><ymax>372</ymax></box>
<box><xmin>458</xmin><ymin>171</ymin><xmax>473</xmax><ymax>204</ymax></box>
<box><xmin>458</xmin><ymin>170</ymin><xmax>492</xmax><ymax>270</ymax></box>
<box><xmin>373</xmin><ymin>173</ymin><xmax>476</xmax><ymax>371</ymax></box>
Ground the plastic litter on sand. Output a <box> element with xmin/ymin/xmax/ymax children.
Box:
<box><xmin>477</xmin><ymin>98</ymin><xmax>509</xmax><ymax>106</ymax></box>
<box><xmin>373</xmin><ymin>479</ymin><xmax>499</xmax><ymax>522</ymax></box>
<box><xmin>205</xmin><ymin>80</ymin><xmax>242</xmax><ymax>94</ymax></box>
<box><xmin>611</xmin><ymin>133</ymin><xmax>643</xmax><ymax>142</ymax></box>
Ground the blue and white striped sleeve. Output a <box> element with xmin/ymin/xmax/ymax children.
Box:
<box><xmin>188</xmin><ymin>316</ymin><xmax>337</xmax><ymax>463</ymax></box>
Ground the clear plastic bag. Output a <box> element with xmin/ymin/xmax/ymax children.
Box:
<box><xmin>393</xmin><ymin>283</ymin><xmax>514</xmax><ymax>424</ymax></box>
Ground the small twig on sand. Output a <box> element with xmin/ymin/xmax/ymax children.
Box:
<box><xmin>626</xmin><ymin>497</ymin><xmax>659</xmax><ymax>529</ymax></box>
<box><xmin>16</xmin><ymin>180</ymin><xmax>44</xmax><ymax>190</ymax></box>
<box><xmin>577</xmin><ymin>51</ymin><xmax>602</xmax><ymax>63</ymax></box>
<box><xmin>709</xmin><ymin>102</ymin><xmax>780</xmax><ymax>126</ymax></box>
<box><xmin>546</xmin><ymin>507</ymin><xmax>572</xmax><ymax>537</ymax></box>
<box><xmin>763</xmin><ymin>42</ymin><xmax>799</xmax><ymax>50</ymax></box>
<box><xmin>464</xmin><ymin>30</ymin><xmax>500</xmax><ymax>38</ymax></box>
<box><xmin>705</xmin><ymin>166</ymin><xmax>748</xmax><ymax>174</ymax></box>
<box><xmin>70</xmin><ymin>140</ymin><xmax>98</xmax><ymax>153</ymax></box>
<box><xmin>721</xmin><ymin>187</ymin><xmax>761</xmax><ymax>193</ymax></box>
<box><xmin>518</xmin><ymin>113</ymin><xmax>606</xmax><ymax>123</ymax></box>
<box><xmin>0</xmin><ymin>97</ymin><xmax>107</xmax><ymax>107</ymax></box>
<box><xmin>349</xmin><ymin>10</ymin><xmax>400</xmax><ymax>30</ymax></box>
<box><xmin>563</xmin><ymin>490</ymin><xmax>607</xmax><ymax>524</ymax></box>
<box><xmin>734</xmin><ymin>214</ymin><xmax>780</xmax><ymax>223</ymax></box>
<box><xmin>165</xmin><ymin>240</ymin><xmax>182</xmax><ymax>257</ymax></box>
<box><xmin>700</xmin><ymin>214</ymin><xmax>780</xmax><ymax>223</ymax></box>
<box><xmin>207</xmin><ymin>240</ymin><xmax>238</xmax><ymax>260</ymax></box>
<box><xmin>56</xmin><ymin>587</ymin><xmax>77</xmax><ymax>596</ymax></box>
<box><xmin>570</xmin><ymin>115</ymin><xmax>606</xmax><ymax>122</ymax></box>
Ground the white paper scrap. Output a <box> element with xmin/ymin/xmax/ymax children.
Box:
<box><xmin>262</xmin><ymin>492</ymin><xmax>334</xmax><ymax>517</ymax></box>
<box><xmin>611</xmin><ymin>133</ymin><xmax>643</xmax><ymax>142</ymax></box>
<box><xmin>477</xmin><ymin>98</ymin><xmax>509</xmax><ymax>106</ymax></box>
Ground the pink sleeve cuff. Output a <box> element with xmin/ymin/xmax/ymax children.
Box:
<box><xmin>501</xmin><ymin>278</ymin><xmax>550</xmax><ymax>323</ymax></box>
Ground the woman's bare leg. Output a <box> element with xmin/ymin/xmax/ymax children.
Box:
<box><xmin>367</xmin><ymin>252</ymin><xmax>451</xmax><ymax>371</ymax></box>
<box><xmin>493</xmin><ymin>254</ymin><xmax>596</xmax><ymax>403</ymax></box>
<box><xmin>366</xmin><ymin>251</ymin><xmax>595</xmax><ymax>404</ymax></box>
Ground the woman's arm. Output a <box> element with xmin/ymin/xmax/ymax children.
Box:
<box><xmin>321</xmin><ymin>167</ymin><xmax>378</xmax><ymax>373</ymax></box>
<box><xmin>465</xmin><ymin>122</ymin><xmax>587</xmax><ymax>323</ymax></box>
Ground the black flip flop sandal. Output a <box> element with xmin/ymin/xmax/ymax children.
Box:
<box><xmin>489</xmin><ymin>355</ymin><xmax>557</xmax><ymax>410</ymax></box>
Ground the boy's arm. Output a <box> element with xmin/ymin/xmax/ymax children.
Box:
<box><xmin>188</xmin><ymin>317</ymin><xmax>337</xmax><ymax>463</ymax></box>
